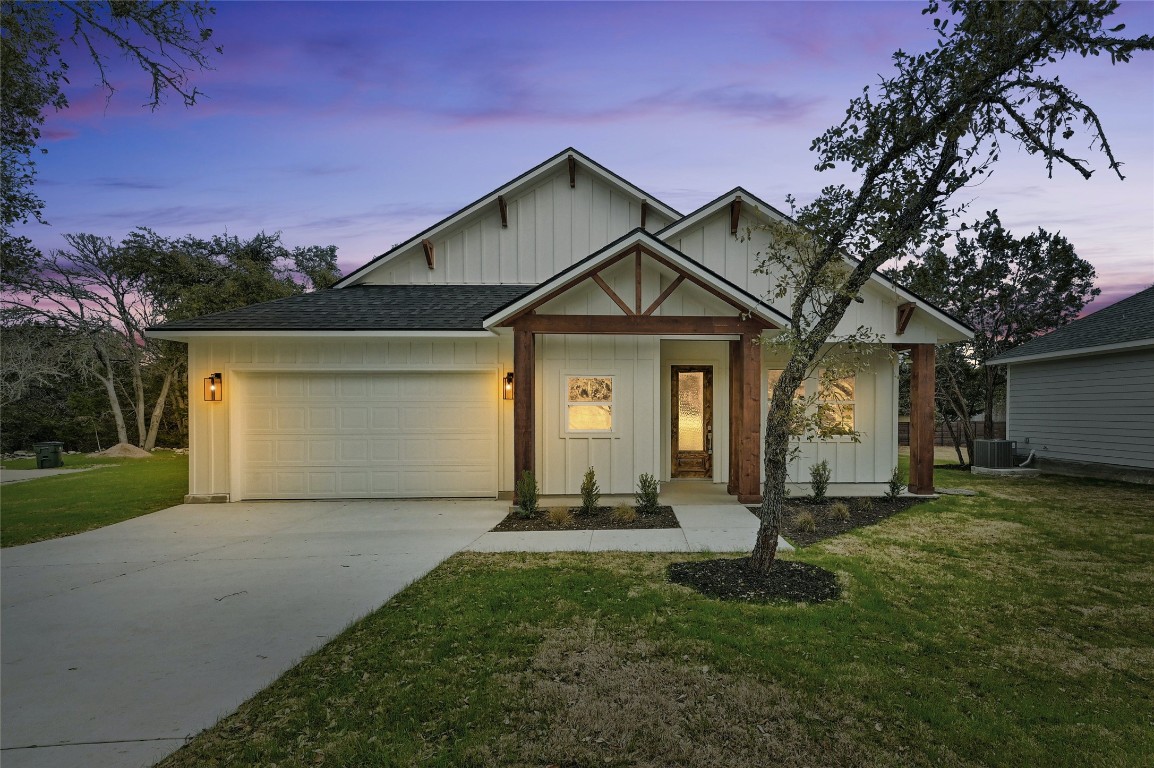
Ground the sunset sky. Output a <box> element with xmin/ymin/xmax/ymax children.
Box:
<box><xmin>17</xmin><ymin>0</ymin><xmax>1154</xmax><ymax>309</ymax></box>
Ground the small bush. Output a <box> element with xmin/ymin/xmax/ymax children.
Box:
<box><xmin>828</xmin><ymin>501</ymin><xmax>851</xmax><ymax>521</ymax></box>
<box><xmin>580</xmin><ymin>466</ymin><xmax>601</xmax><ymax>515</ymax></box>
<box><xmin>860</xmin><ymin>498</ymin><xmax>875</xmax><ymax>512</ymax></box>
<box><xmin>546</xmin><ymin>506</ymin><xmax>574</xmax><ymax>526</ymax></box>
<box><xmin>514</xmin><ymin>470</ymin><xmax>539</xmax><ymax>518</ymax></box>
<box><xmin>887</xmin><ymin>465</ymin><xmax>905</xmax><ymax>499</ymax></box>
<box><xmin>793</xmin><ymin>510</ymin><xmax>817</xmax><ymax>532</ymax></box>
<box><xmin>809</xmin><ymin>460</ymin><xmax>831</xmax><ymax>502</ymax></box>
<box><xmin>635</xmin><ymin>473</ymin><xmax>660</xmax><ymax>515</ymax></box>
<box><xmin>611</xmin><ymin>504</ymin><xmax>637</xmax><ymax>524</ymax></box>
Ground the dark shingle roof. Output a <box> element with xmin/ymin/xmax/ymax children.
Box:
<box><xmin>988</xmin><ymin>285</ymin><xmax>1154</xmax><ymax>364</ymax></box>
<box><xmin>149</xmin><ymin>285</ymin><xmax>537</xmax><ymax>332</ymax></box>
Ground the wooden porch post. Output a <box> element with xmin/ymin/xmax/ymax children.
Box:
<box><xmin>728</xmin><ymin>340</ymin><xmax>742</xmax><ymax>495</ymax></box>
<box><xmin>737</xmin><ymin>332</ymin><xmax>762</xmax><ymax>503</ymax></box>
<box><xmin>513</xmin><ymin>328</ymin><xmax>535</xmax><ymax>503</ymax></box>
<box><xmin>908</xmin><ymin>343</ymin><xmax>936</xmax><ymax>495</ymax></box>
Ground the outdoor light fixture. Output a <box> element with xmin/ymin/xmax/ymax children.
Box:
<box><xmin>204</xmin><ymin>372</ymin><xmax>223</xmax><ymax>402</ymax></box>
<box><xmin>503</xmin><ymin>371</ymin><xmax>515</xmax><ymax>400</ymax></box>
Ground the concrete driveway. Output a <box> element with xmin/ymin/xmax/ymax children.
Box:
<box><xmin>0</xmin><ymin>499</ymin><xmax>506</xmax><ymax>768</ymax></box>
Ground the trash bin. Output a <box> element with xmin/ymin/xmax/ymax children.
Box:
<box><xmin>33</xmin><ymin>441</ymin><xmax>65</xmax><ymax>469</ymax></box>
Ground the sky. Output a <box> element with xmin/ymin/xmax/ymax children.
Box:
<box><xmin>17</xmin><ymin>0</ymin><xmax>1154</xmax><ymax>310</ymax></box>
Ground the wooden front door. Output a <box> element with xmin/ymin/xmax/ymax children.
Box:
<box><xmin>671</xmin><ymin>366</ymin><xmax>713</xmax><ymax>478</ymax></box>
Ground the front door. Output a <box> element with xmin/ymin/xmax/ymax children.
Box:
<box><xmin>671</xmin><ymin>366</ymin><xmax>713</xmax><ymax>478</ymax></box>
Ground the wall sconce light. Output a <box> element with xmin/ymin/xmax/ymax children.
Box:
<box><xmin>204</xmin><ymin>372</ymin><xmax>223</xmax><ymax>402</ymax></box>
<box><xmin>503</xmin><ymin>371</ymin><xmax>515</xmax><ymax>400</ymax></box>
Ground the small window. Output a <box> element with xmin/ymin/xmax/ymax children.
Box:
<box><xmin>566</xmin><ymin>376</ymin><xmax>613</xmax><ymax>431</ymax></box>
<box><xmin>817</xmin><ymin>374</ymin><xmax>856</xmax><ymax>435</ymax></box>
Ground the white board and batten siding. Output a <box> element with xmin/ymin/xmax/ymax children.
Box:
<box><xmin>356</xmin><ymin>169</ymin><xmax>673</xmax><ymax>287</ymax></box>
<box><xmin>187</xmin><ymin>337</ymin><xmax>512</xmax><ymax>501</ymax></box>
<box><xmin>1006</xmin><ymin>349</ymin><xmax>1154</xmax><ymax>469</ymax></box>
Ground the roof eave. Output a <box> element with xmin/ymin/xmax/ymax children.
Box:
<box><xmin>987</xmin><ymin>337</ymin><xmax>1154</xmax><ymax>366</ymax></box>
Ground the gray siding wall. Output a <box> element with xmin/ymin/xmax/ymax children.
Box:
<box><xmin>1006</xmin><ymin>349</ymin><xmax>1154</xmax><ymax>469</ymax></box>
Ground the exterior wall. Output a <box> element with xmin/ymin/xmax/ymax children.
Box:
<box><xmin>355</xmin><ymin>167</ymin><xmax>673</xmax><ymax>286</ymax></box>
<box><xmin>763</xmin><ymin>346</ymin><xmax>899</xmax><ymax>495</ymax></box>
<box><xmin>536</xmin><ymin>335</ymin><xmax>661</xmax><ymax>495</ymax></box>
<box><xmin>187</xmin><ymin>336</ymin><xmax>511</xmax><ymax>499</ymax></box>
<box><xmin>1005</xmin><ymin>349</ymin><xmax>1154</xmax><ymax>470</ymax></box>
<box><xmin>666</xmin><ymin>209</ymin><xmax>944</xmax><ymax>344</ymax></box>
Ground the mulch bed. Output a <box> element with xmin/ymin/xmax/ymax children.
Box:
<box><xmin>668</xmin><ymin>557</ymin><xmax>841</xmax><ymax>603</ymax></box>
<box><xmin>492</xmin><ymin>505</ymin><xmax>679</xmax><ymax>532</ymax></box>
<box><xmin>750</xmin><ymin>496</ymin><xmax>930</xmax><ymax>547</ymax></box>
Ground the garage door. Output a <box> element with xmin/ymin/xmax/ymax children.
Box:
<box><xmin>238</xmin><ymin>371</ymin><xmax>497</xmax><ymax>499</ymax></box>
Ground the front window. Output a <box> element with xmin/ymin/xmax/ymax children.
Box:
<box><xmin>817</xmin><ymin>374</ymin><xmax>856</xmax><ymax>435</ymax></box>
<box><xmin>566</xmin><ymin>376</ymin><xmax>613</xmax><ymax>431</ymax></box>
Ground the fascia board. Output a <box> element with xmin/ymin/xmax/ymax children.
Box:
<box><xmin>145</xmin><ymin>329</ymin><xmax>498</xmax><ymax>342</ymax></box>
<box><xmin>986</xmin><ymin>337</ymin><xmax>1154</xmax><ymax>366</ymax></box>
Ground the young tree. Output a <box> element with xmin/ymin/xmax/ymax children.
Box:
<box><xmin>894</xmin><ymin>211</ymin><xmax>1099</xmax><ymax>461</ymax></box>
<box><xmin>1</xmin><ymin>0</ymin><xmax>219</xmax><ymax>240</ymax></box>
<box><xmin>750</xmin><ymin>1</ymin><xmax>1151</xmax><ymax>574</ymax></box>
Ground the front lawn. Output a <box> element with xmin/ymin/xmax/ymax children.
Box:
<box><xmin>159</xmin><ymin>466</ymin><xmax>1154</xmax><ymax>767</ymax></box>
<box><xmin>1</xmin><ymin>453</ymin><xmax>188</xmax><ymax>546</ymax></box>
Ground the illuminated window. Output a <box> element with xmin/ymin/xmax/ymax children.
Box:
<box><xmin>767</xmin><ymin>370</ymin><xmax>806</xmax><ymax>435</ymax></box>
<box><xmin>817</xmin><ymin>374</ymin><xmax>856</xmax><ymax>435</ymax></box>
<box><xmin>566</xmin><ymin>376</ymin><xmax>613</xmax><ymax>431</ymax></box>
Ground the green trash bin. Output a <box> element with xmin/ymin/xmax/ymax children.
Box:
<box><xmin>33</xmin><ymin>441</ymin><xmax>65</xmax><ymax>469</ymax></box>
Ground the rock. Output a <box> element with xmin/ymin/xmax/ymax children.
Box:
<box><xmin>937</xmin><ymin>487</ymin><xmax>978</xmax><ymax>496</ymax></box>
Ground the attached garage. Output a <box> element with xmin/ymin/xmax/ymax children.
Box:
<box><xmin>235</xmin><ymin>370</ymin><xmax>498</xmax><ymax>500</ymax></box>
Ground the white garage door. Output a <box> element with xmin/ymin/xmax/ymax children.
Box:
<box><xmin>238</xmin><ymin>371</ymin><xmax>497</xmax><ymax>500</ymax></box>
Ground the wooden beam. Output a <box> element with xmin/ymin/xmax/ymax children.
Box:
<box><xmin>497</xmin><ymin>195</ymin><xmax>508</xmax><ymax>228</ymax></box>
<box><xmin>635</xmin><ymin>250</ymin><xmax>643</xmax><ymax>315</ymax></box>
<box><xmin>728</xmin><ymin>339</ymin><xmax>742</xmax><ymax>495</ymax></box>
<box><xmin>591</xmin><ymin>272</ymin><xmax>635</xmax><ymax>316</ymax></box>
<box><xmin>640</xmin><ymin>200</ymin><xmax>649</xmax><ymax>230</ymax></box>
<box><xmin>896</xmin><ymin>301</ymin><xmax>917</xmax><ymax>335</ymax></box>
<box><xmin>639</xmin><ymin>245</ymin><xmax>776</xmax><ymax>325</ymax></box>
<box><xmin>643</xmin><ymin>275</ymin><xmax>685</xmax><ymax>316</ymax></box>
<box><xmin>568</xmin><ymin>155</ymin><xmax>576</xmax><ymax>188</ymax></box>
<box><xmin>421</xmin><ymin>239</ymin><xmax>435</xmax><ymax>270</ymax></box>
<box><xmin>737</xmin><ymin>332</ymin><xmax>763</xmax><ymax>503</ymax></box>
<box><xmin>503</xmin><ymin>249</ymin><xmax>634</xmax><ymax>320</ymax></box>
<box><xmin>511</xmin><ymin>314</ymin><xmax>768</xmax><ymax>335</ymax></box>
<box><xmin>513</xmin><ymin>329</ymin><xmax>535</xmax><ymax>503</ymax></box>
<box><xmin>908</xmin><ymin>343</ymin><xmax>936</xmax><ymax>495</ymax></box>
<box><xmin>730</xmin><ymin>196</ymin><xmax>743</xmax><ymax>237</ymax></box>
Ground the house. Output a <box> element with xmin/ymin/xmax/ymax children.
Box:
<box><xmin>986</xmin><ymin>285</ymin><xmax>1154</xmax><ymax>484</ymax></box>
<box><xmin>148</xmin><ymin>149</ymin><xmax>971</xmax><ymax>503</ymax></box>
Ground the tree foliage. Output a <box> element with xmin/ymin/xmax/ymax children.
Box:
<box><xmin>894</xmin><ymin>211</ymin><xmax>1099</xmax><ymax>462</ymax></box>
<box><xmin>2</xmin><ymin>229</ymin><xmax>340</xmax><ymax>451</ymax></box>
<box><xmin>0</xmin><ymin>0</ymin><xmax>219</xmax><ymax>242</ymax></box>
<box><xmin>749</xmin><ymin>1</ymin><xmax>1151</xmax><ymax>574</ymax></box>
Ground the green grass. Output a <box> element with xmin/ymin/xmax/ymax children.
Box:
<box><xmin>1</xmin><ymin>453</ymin><xmax>188</xmax><ymax>546</ymax></box>
<box><xmin>157</xmin><ymin>464</ymin><xmax>1154</xmax><ymax>768</ymax></box>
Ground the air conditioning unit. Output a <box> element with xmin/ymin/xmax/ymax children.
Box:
<box><xmin>974</xmin><ymin>439</ymin><xmax>1016</xmax><ymax>468</ymax></box>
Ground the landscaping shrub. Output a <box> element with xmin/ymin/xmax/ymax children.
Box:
<box><xmin>580</xmin><ymin>466</ymin><xmax>600</xmax><ymax>515</ymax></box>
<box><xmin>793</xmin><ymin>510</ymin><xmax>817</xmax><ymax>532</ymax></box>
<box><xmin>514</xmin><ymin>470</ymin><xmax>540</xmax><ymax>518</ymax></box>
<box><xmin>828</xmin><ymin>501</ymin><xmax>851</xmax><ymax>521</ymax></box>
<box><xmin>546</xmin><ymin>507</ymin><xmax>574</xmax><ymax>526</ymax></box>
<box><xmin>635</xmin><ymin>473</ymin><xmax>660</xmax><ymax>515</ymax></box>
<box><xmin>887</xmin><ymin>465</ymin><xmax>905</xmax><ymax>499</ymax></box>
<box><xmin>809</xmin><ymin>460</ymin><xmax>831</xmax><ymax>502</ymax></box>
<box><xmin>611</xmin><ymin>504</ymin><xmax>637</xmax><ymax>524</ymax></box>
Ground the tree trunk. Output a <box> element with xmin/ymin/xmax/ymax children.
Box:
<box><xmin>169</xmin><ymin>383</ymin><xmax>188</xmax><ymax>446</ymax></box>
<box><xmin>942</xmin><ymin>414</ymin><xmax>966</xmax><ymax>466</ymax></box>
<box><xmin>95</xmin><ymin>350</ymin><xmax>129</xmax><ymax>445</ymax></box>
<box><xmin>750</xmin><ymin>358</ymin><xmax>807</xmax><ymax>573</ymax></box>
<box><xmin>143</xmin><ymin>368</ymin><xmax>173</xmax><ymax>451</ymax></box>
<box><xmin>983</xmin><ymin>367</ymin><xmax>998</xmax><ymax>440</ymax></box>
<box><xmin>131</xmin><ymin>357</ymin><xmax>147</xmax><ymax>448</ymax></box>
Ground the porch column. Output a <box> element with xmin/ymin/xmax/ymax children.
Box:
<box><xmin>513</xmin><ymin>328</ymin><xmax>535</xmax><ymax>503</ymax></box>
<box><xmin>727</xmin><ymin>340</ymin><xmax>742</xmax><ymax>495</ymax></box>
<box><xmin>737</xmin><ymin>332</ymin><xmax>762</xmax><ymax>504</ymax></box>
<box><xmin>908</xmin><ymin>343</ymin><xmax>936</xmax><ymax>495</ymax></box>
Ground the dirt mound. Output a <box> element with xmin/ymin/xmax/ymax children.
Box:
<box><xmin>89</xmin><ymin>442</ymin><xmax>152</xmax><ymax>458</ymax></box>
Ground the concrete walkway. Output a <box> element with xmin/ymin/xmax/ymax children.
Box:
<box><xmin>0</xmin><ymin>466</ymin><xmax>104</xmax><ymax>484</ymax></box>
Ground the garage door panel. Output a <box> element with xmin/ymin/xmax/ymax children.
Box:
<box><xmin>239</xmin><ymin>371</ymin><xmax>497</xmax><ymax>499</ymax></box>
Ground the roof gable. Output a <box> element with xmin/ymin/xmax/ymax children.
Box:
<box><xmin>988</xmin><ymin>285</ymin><xmax>1154</xmax><ymax>364</ymax></box>
<box><xmin>335</xmin><ymin>148</ymin><xmax>681</xmax><ymax>289</ymax></box>
<box><xmin>483</xmin><ymin>228</ymin><xmax>791</xmax><ymax>329</ymax></box>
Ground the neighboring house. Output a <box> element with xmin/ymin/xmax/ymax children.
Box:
<box><xmin>986</xmin><ymin>285</ymin><xmax>1154</xmax><ymax>484</ymax></box>
<box><xmin>148</xmin><ymin>149</ymin><xmax>971</xmax><ymax>503</ymax></box>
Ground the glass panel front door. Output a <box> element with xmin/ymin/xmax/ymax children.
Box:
<box><xmin>671</xmin><ymin>366</ymin><xmax>713</xmax><ymax>478</ymax></box>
